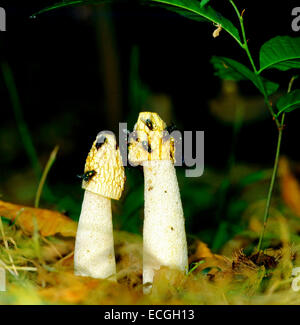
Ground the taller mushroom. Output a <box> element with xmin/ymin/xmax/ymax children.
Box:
<box><xmin>74</xmin><ymin>133</ymin><xmax>125</xmax><ymax>279</ymax></box>
<box><xmin>129</xmin><ymin>112</ymin><xmax>188</xmax><ymax>292</ymax></box>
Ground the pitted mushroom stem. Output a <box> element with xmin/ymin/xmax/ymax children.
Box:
<box><xmin>129</xmin><ymin>112</ymin><xmax>188</xmax><ymax>293</ymax></box>
<box><xmin>74</xmin><ymin>133</ymin><xmax>125</xmax><ymax>280</ymax></box>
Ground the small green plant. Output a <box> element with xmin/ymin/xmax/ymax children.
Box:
<box><xmin>34</xmin><ymin>0</ymin><xmax>300</xmax><ymax>253</ymax></box>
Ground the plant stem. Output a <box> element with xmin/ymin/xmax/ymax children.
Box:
<box><xmin>256</xmin><ymin>113</ymin><xmax>285</xmax><ymax>252</ymax></box>
<box><xmin>34</xmin><ymin>146</ymin><xmax>59</xmax><ymax>208</ymax></box>
<box><xmin>228</xmin><ymin>0</ymin><xmax>279</xmax><ymax>128</ymax></box>
<box><xmin>228</xmin><ymin>1</ymin><xmax>297</xmax><ymax>252</ymax></box>
<box><xmin>257</xmin><ymin>75</ymin><xmax>297</xmax><ymax>251</ymax></box>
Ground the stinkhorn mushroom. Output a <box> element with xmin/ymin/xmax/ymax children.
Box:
<box><xmin>74</xmin><ymin>132</ymin><xmax>125</xmax><ymax>279</ymax></box>
<box><xmin>128</xmin><ymin>112</ymin><xmax>188</xmax><ymax>292</ymax></box>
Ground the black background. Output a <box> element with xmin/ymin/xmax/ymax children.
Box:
<box><xmin>0</xmin><ymin>0</ymin><xmax>300</xmax><ymax>200</ymax></box>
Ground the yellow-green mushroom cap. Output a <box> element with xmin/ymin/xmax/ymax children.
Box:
<box><xmin>128</xmin><ymin>112</ymin><xmax>175</xmax><ymax>165</ymax></box>
<box><xmin>83</xmin><ymin>133</ymin><xmax>125</xmax><ymax>200</ymax></box>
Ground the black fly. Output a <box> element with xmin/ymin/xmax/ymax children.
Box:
<box><xmin>165</xmin><ymin>122</ymin><xmax>176</xmax><ymax>134</ymax></box>
<box><xmin>143</xmin><ymin>119</ymin><xmax>154</xmax><ymax>131</ymax></box>
<box><xmin>77</xmin><ymin>170</ymin><xmax>96</xmax><ymax>182</ymax></box>
<box><xmin>96</xmin><ymin>135</ymin><xmax>107</xmax><ymax>150</ymax></box>
<box><xmin>142</xmin><ymin>141</ymin><xmax>152</xmax><ymax>153</ymax></box>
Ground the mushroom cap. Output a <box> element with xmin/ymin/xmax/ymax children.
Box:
<box><xmin>82</xmin><ymin>133</ymin><xmax>125</xmax><ymax>200</ymax></box>
<box><xmin>128</xmin><ymin>112</ymin><xmax>175</xmax><ymax>166</ymax></box>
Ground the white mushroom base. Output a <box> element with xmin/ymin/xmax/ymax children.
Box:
<box><xmin>74</xmin><ymin>190</ymin><xmax>116</xmax><ymax>280</ymax></box>
<box><xmin>143</xmin><ymin>160</ymin><xmax>188</xmax><ymax>293</ymax></box>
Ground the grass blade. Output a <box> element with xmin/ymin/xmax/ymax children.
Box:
<box><xmin>35</xmin><ymin>146</ymin><xmax>59</xmax><ymax>208</ymax></box>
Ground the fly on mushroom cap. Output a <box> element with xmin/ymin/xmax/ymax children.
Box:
<box><xmin>75</xmin><ymin>132</ymin><xmax>125</xmax><ymax>280</ymax></box>
<box><xmin>83</xmin><ymin>133</ymin><xmax>125</xmax><ymax>200</ymax></box>
<box><xmin>128</xmin><ymin>112</ymin><xmax>175</xmax><ymax>165</ymax></box>
<box><xmin>129</xmin><ymin>112</ymin><xmax>188</xmax><ymax>293</ymax></box>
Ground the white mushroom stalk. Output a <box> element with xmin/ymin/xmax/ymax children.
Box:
<box><xmin>74</xmin><ymin>133</ymin><xmax>125</xmax><ymax>280</ymax></box>
<box><xmin>129</xmin><ymin>112</ymin><xmax>188</xmax><ymax>292</ymax></box>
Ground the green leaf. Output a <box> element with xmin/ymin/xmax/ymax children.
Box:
<box><xmin>31</xmin><ymin>0</ymin><xmax>112</xmax><ymax>17</ymax></box>
<box><xmin>145</xmin><ymin>0</ymin><xmax>241</xmax><ymax>44</ymax></box>
<box><xmin>0</xmin><ymin>216</ymin><xmax>12</xmax><ymax>225</ymax></box>
<box><xmin>32</xmin><ymin>0</ymin><xmax>241</xmax><ymax>45</ymax></box>
<box><xmin>211</xmin><ymin>56</ymin><xmax>249</xmax><ymax>81</ymax></box>
<box><xmin>261</xmin><ymin>78</ymin><xmax>280</xmax><ymax>97</ymax></box>
<box><xmin>276</xmin><ymin>89</ymin><xmax>300</xmax><ymax>116</ymax></box>
<box><xmin>200</xmin><ymin>0</ymin><xmax>210</xmax><ymax>8</ymax></box>
<box><xmin>211</xmin><ymin>56</ymin><xmax>279</xmax><ymax>96</ymax></box>
<box><xmin>259</xmin><ymin>36</ymin><xmax>300</xmax><ymax>73</ymax></box>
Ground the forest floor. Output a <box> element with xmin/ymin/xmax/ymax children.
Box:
<box><xmin>1</xmin><ymin>182</ymin><xmax>300</xmax><ymax>305</ymax></box>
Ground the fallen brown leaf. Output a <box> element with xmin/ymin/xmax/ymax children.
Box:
<box><xmin>188</xmin><ymin>240</ymin><xmax>232</xmax><ymax>283</ymax></box>
<box><xmin>39</xmin><ymin>271</ymin><xmax>95</xmax><ymax>304</ymax></box>
<box><xmin>188</xmin><ymin>240</ymin><xmax>213</xmax><ymax>264</ymax></box>
<box><xmin>0</xmin><ymin>200</ymin><xmax>77</xmax><ymax>237</ymax></box>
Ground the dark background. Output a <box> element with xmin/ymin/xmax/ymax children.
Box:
<box><xmin>0</xmin><ymin>1</ymin><xmax>300</xmax><ymax>248</ymax></box>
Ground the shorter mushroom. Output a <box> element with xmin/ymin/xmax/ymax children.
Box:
<box><xmin>74</xmin><ymin>132</ymin><xmax>125</xmax><ymax>279</ymax></box>
<box><xmin>129</xmin><ymin>112</ymin><xmax>188</xmax><ymax>292</ymax></box>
